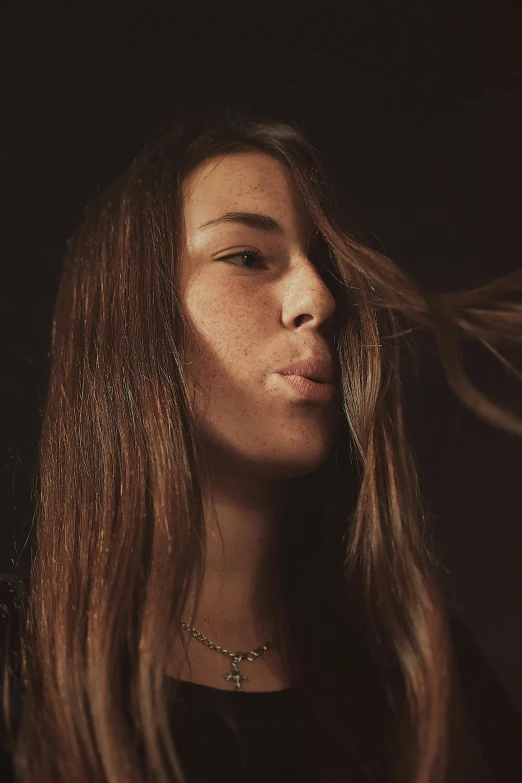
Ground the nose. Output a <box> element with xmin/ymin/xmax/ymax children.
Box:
<box><xmin>282</xmin><ymin>256</ymin><xmax>337</xmax><ymax>336</ymax></box>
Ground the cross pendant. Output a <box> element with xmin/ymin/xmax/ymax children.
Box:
<box><xmin>224</xmin><ymin>653</ymin><xmax>250</xmax><ymax>692</ymax></box>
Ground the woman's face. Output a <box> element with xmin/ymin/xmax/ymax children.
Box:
<box><xmin>178</xmin><ymin>150</ymin><xmax>341</xmax><ymax>481</ymax></box>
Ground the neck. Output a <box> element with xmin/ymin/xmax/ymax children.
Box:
<box><xmin>183</xmin><ymin>457</ymin><xmax>290</xmax><ymax>645</ymax></box>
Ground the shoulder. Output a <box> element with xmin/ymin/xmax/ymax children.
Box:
<box><xmin>0</xmin><ymin>574</ymin><xmax>29</xmax><ymax>781</ymax></box>
<box><xmin>447</xmin><ymin>611</ymin><xmax>522</xmax><ymax>779</ymax></box>
<box><xmin>0</xmin><ymin>574</ymin><xmax>30</xmax><ymax>711</ymax></box>
<box><xmin>0</xmin><ymin>574</ymin><xmax>29</xmax><ymax>657</ymax></box>
<box><xmin>0</xmin><ymin>574</ymin><xmax>29</xmax><ymax>621</ymax></box>
<box><xmin>0</xmin><ymin>572</ymin><xmax>30</xmax><ymax>684</ymax></box>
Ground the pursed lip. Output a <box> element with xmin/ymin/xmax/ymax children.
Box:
<box><xmin>276</xmin><ymin>357</ymin><xmax>337</xmax><ymax>384</ymax></box>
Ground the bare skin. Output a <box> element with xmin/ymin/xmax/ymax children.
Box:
<box><xmin>169</xmin><ymin>150</ymin><xmax>340</xmax><ymax>690</ymax></box>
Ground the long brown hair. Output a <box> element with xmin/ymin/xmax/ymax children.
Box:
<box><xmin>3</xmin><ymin>105</ymin><xmax>522</xmax><ymax>782</ymax></box>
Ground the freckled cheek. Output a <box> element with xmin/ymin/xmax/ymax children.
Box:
<box><xmin>184</xmin><ymin>290</ymin><xmax>264</xmax><ymax>378</ymax></box>
<box><xmin>188</xmin><ymin>292</ymin><xmax>242</xmax><ymax>339</ymax></box>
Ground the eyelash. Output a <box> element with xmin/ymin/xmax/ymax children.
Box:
<box><xmin>217</xmin><ymin>248</ymin><xmax>265</xmax><ymax>269</ymax></box>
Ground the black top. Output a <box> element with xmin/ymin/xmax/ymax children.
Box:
<box><xmin>1</xmin><ymin>576</ymin><xmax>521</xmax><ymax>782</ymax></box>
<box><xmin>171</xmin><ymin>680</ymin><xmax>303</xmax><ymax>782</ymax></box>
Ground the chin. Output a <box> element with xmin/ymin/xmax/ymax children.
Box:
<box><xmin>264</xmin><ymin>446</ymin><xmax>335</xmax><ymax>480</ymax></box>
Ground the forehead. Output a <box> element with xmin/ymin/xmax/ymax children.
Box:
<box><xmin>181</xmin><ymin>151</ymin><xmax>313</xmax><ymax>245</ymax></box>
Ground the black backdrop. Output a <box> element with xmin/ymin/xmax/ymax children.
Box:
<box><xmin>1</xmin><ymin>4</ymin><xmax>521</xmax><ymax>713</ymax></box>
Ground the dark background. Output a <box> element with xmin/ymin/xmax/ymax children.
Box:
<box><xmin>1</xmin><ymin>4</ymin><xmax>521</xmax><ymax>713</ymax></box>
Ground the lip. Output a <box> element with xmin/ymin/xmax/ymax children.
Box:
<box><xmin>277</xmin><ymin>358</ymin><xmax>336</xmax><ymax>384</ymax></box>
<box><xmin>277</xmin><ymin>374</ymin><xmax>337</xmax><ymax>402</ymax></box>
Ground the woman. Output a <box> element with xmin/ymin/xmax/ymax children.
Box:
<box><xmin>1</xmin><ymin>105</ymin><xmax>521</xmax><ymax>782</ymax></box>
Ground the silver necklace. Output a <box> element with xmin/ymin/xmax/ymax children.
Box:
<box><xmin>180</xmin><ymin>619</ymin><xmax>284</xmax><ymax>692</ymax></box>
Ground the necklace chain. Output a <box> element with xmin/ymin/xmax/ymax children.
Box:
<box><xmin>180</xmin><ymin>619</ymin><xmax>283</xmax><ymax>661</ymax></box>
<box><xmin>180</xmin><ymin>619</ymin><xmax>284</xmax><ymax>691</ymax></box>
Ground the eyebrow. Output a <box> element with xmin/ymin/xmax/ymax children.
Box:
<box><xmin>196</xmin><ymin>211</ymin><xmax>285</xmax><ymax>234</ymax></box>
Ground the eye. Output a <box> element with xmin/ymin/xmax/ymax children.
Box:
<box><xmin>216</xmin><ymin>249</ymin><xmax>265</xmax><ymax>269</ymax></box>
